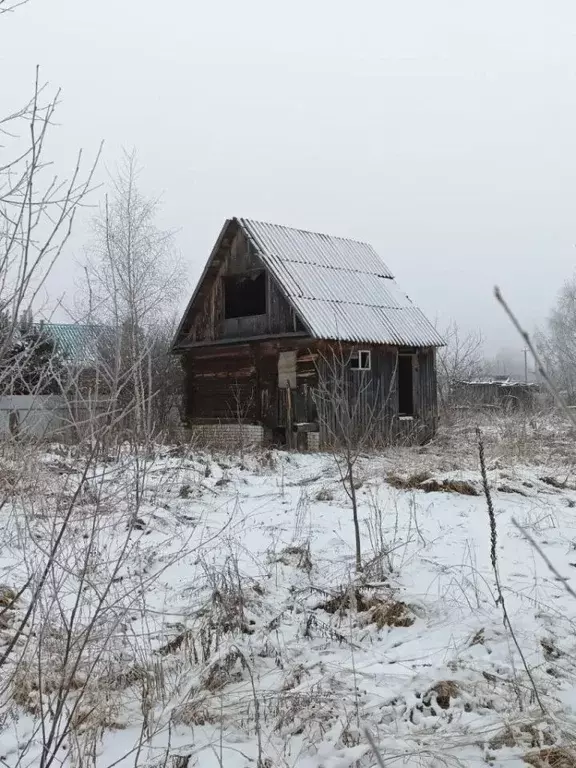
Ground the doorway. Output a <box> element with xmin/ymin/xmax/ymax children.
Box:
<box><xmin>398</xmin><ymin>355</ymin><xmax>415</xmax><ymax>416</ymax></box>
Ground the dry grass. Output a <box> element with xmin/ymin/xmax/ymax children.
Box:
<box><xmin>385</xmin><ymin>408</ymin><xmax>576</xmax><ymax>480</ymax></box>
<box><xmin>319</xmin><ymin>588</ymin><xmax>415</xmax><ymax>628</ymax></box>
<box><xmin>0</xmin><ymin>585</ymin><xmax>17</xmax><ymax>608</ymax></box>
<box><xmin>524</xmin><ymin>748</ymin><xmax>576</xmax><ymax>767</ymax></box>
<box><xmin>272</xmin><ymin>544</ymin><xmax>313</xmax><ymax>573</ymax></box>
<box><xmin>423</xmin><ymin>681</ymin><xmax>460</xmax><ymax>710</ymax></box>
<box><xmin>387</xmin><ymin>472</ymin><xmax>479</xmax><ymax>496</ymax></box>
<box><xmin>0</xmin><ymin>466</ymin><xmax>19</xmax><ymax>495</ymax></box>
<box><xmin>498</xmin><ymin>484</ymin><xmax>529</xmax><ymax>496</ymax></box>
<box><xmin>489</xmin><ymin>722</ymin><xmax>556</xmax><ymax>751</ymax></box>
<box><xmin>315</xmin><ymin>487</ymin><xmax>334</xmax><ymax>501</ymax></box>
<box><xmin>387</xmin><ymin>471</ymin><xmax>432</xmax><ymax>490</ymax></box>
<box><xmin>201</xmin><ymin>647</ymin><xmax>246</xmax><ymax>693</ymax></box>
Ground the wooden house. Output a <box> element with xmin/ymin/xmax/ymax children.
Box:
<box><xmin>172</xmin><ymin>218</ymin><xmax>444</xmax><ymax>448</ymax></box>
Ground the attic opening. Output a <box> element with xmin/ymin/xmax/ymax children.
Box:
<box><xmin>224</xmin><ymin>271</ymin><xmax>266</xmax><ymax>319</ymax></box>
<box><xmin>398</xmin><ymin>354</ymin><xmax>415</xmax><ymax>416</ymax></box>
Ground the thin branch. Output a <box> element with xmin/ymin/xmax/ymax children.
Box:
<box><xmin>512</xmin><ymin>518</ymin><xmax>576</xmax><ymax>603</ymax></box>
<box><xmin>0</xmin><ymin>0</ymin><xmax>28</xmax><ymax>13</ymax></box>
<box><xmin>364</xmin><ymin>729</ymin><xmax>386</xmax><ymax>768</ymax></box>
<box><xmin>494</xmin><ymin>286</ymin><xmax>576</xmax><ymax>429</ymax></box>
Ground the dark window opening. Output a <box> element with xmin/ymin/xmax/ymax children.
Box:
<box><xmin>224</xmin><ymin>271</ymin><xmax>266</xmax><ymax>319</ymax></box>
<box><xmin>398</xmin><ymin>355</ymin><xmax>414</xmax><ymax>416</ymax></box>
<box><xmin>350</xmin><ymin>350</ymin><xmax>371</xmax><ymax>370</ymax></box>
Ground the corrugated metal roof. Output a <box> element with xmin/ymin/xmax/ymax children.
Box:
<box><xmin>36</xmin><ymin>323</ymin><xmax>113</xmax><ymax>364</ymax></box>
<box><xmin>239</xmin><ymin>218</ymin><xmax>444</xmax><ymax>346</ymax></box>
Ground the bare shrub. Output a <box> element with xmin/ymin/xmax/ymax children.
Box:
<box><xmin>437</xmin><ymin>321</ymin><xmax>484</xmax><ymax>414</ymax></box>
<box><xmin>313</xmin><ymin>346</ymin><xmax>397</xmax><ymax>573</ymax></box>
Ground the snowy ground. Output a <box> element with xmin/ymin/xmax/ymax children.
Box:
<box><xmin>2</xmin><ymin>415</ymin><xmax>576</xmax><ymax>767</ymax></box>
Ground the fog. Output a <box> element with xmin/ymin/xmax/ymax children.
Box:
<box><xmin>2</xmin><ymin>0</ymin><xmax>575</xmax><ymax>358</ymax></box>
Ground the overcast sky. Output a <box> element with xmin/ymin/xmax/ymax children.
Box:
<box><xmin>2</xmin><ymin>0</ymin><xmax>575</xmax><ymax>359</ymax></box>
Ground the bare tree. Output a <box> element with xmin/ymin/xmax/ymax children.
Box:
<box><xmin>537</xmin><ymin>275</ymin><xmax>576</xmax><ymax>404</ymax></box>
<box><xmin>436</xmin><ymin>321</ymin><xmax>484</xmax><ymax>411</ymax></box>
<box><xmin>80</xmin><ymin>150</ymin><xmax>186</xmax><ymax>437</ymax></box>
<box><xmin>0</xmin><ymin>70</ymin><xmax>100</xmax><ymax>391</ymax></box>
<box><xmin>83</xmin><ymin>149</ymin><xmax>183</xmax><ymax>329</ymax></box>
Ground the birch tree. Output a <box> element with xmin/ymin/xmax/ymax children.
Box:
<box><xmin>82</xmin><ymin>150</ymin><xmax>185</xmax><ymax>436</ymax></box>
<box><xmin>537</xmin><ymin>275</ymin><xmax>576</xmax><ymax>404</ymax></box>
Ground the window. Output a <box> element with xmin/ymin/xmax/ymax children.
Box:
<box><xmin>350</xmin><ymin>350</ymin><xmax>371</xmax><ymax>371</ymax></box>
<box><xmin>398</xmin><ymin>354</ymin><xmax>414</xmax><ymax>416</ymax></box>
<box><xmin>224</xmin><ymin>271</ymin><xmax>266</xmax><ymax>319</ymax></box>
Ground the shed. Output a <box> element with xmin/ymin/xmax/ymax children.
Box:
<box><xmin>452</xmin><ymin>376</ymin><xmax>540</xmax><ymax>410</ymax></box>
<box><xmin>172</xmin><ymin>218</ymin><xmax>444</xmax><ymax>447</ymax></box>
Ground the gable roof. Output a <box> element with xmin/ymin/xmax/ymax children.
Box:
<box><xmin>240</xmin><ymin>218</ymin><xmax>443</xmax><ymax>346</ymax></box>
<box><xmin>174</xmin><ymin>217</ymin><xmax>444</xmax><ymax>348</ymax></box>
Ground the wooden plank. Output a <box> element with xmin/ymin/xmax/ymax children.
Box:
<box><xmin>286</xmin><ymin>385</ymin><xmax>294</xmax><ymax>449</ymax></box>
<box><xmin>278</xmin><ymin>350</ymin><xmax>297</xmax><ymax>389</ymax></box>
<box><xmin>294</xmin><ymin>422</ymin><xmax>317</xmax><ymax>432</ymax></box>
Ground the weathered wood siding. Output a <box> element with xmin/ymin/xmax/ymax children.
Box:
<box><xmin>314</xmin><ymin>344</ymin><xmax>397</xmax><ymax>446</ymax></box>
<box><xmin>182</xmin><ymin>340</ymin><xmax>316</xmax><ymax>427</ymax></box>
<box><xmin>184</xmin><ymin>222</ymin><xmax>304</xmax><ymax>345</ymax></box>
<box><xmin>183</xmin><ymin>345</ymin><xmax>258</xmax><ymax>422</ymax></box>
<box><xmin>314</xmin><ymin>344</ymin><xmax>437</xmax><ymax>446</ymax></box>
<box><xmin>183</xmin><ymin>340</ymin><xmax>438</xmax><ymax>445</ymax></box>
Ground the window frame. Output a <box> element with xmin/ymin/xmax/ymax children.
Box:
<box><xmin>350</xmin><ymin>349</ymin><xmax>371</xmax><ymax>371</ymax></box>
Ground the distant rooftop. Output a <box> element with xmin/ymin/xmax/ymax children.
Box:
<box><xmin>457</xmin><ymin>376</ymin><xmax>539</xmax><ymax>388</ymax></box>
<box><xmin>35</xmin><ymin>323</ymin><xmax>112</xmax><ymax>364</ymax></box>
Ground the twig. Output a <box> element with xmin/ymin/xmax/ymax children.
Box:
<box><xmin>494</xmin><ymin>286</ymin><xmax>576</xmax><ymax>429</ymax></box>
<box><xmin>477</xmin><ymin>426</ymin><xmax>547</xmax><ymax>714</ymax></box>
<box><xmin>512</xmin><ymin>518</ymin><xmax>576</xmax><ymax>602</ymax></box>
<box><xmin>232</xmin><ymin>646</ymin><xmax>264</xmax><ymax>768</ymax></box>
<box><xmin>477</xmin><ymin>427</ymin><xmax>501</xmax><ymax>601</ymax></box>
<box><xmin>364</xmin><ymin>728</ymin><xmax>386</xmax><ymax>768</ymax></box>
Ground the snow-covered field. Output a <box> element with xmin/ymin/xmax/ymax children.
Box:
<box><xmin>2</xmin><ymin>415</ymin><xmax>576</xmax><ymax>767</ymax></box>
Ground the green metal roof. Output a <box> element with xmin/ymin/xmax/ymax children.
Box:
<box><xmin>35</xmin><ymin>323</ymin><xmax>113</xmax><ymax>364</ymax></box>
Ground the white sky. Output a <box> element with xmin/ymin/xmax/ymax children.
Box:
<box><xmin>1</xmin><ymin>0</ymin><xmax>575</xmax><ymax>357</ymax></box>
